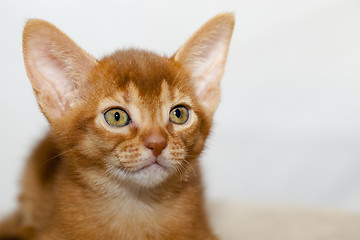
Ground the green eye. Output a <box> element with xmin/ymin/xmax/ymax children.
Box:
<box><xmin>169</xmin><ymin>106</ymin><xmax>189</xmax><ymax>124</ymax></box>
<box><xmin>104</xmin><ymin>108</ymin><xmax>130</xmax><ymax>127</ymax></box>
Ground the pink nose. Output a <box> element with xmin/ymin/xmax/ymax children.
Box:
<box><xmin>144</xmin><ymin>132</ymin><xmax>167</xmax><ymax>157</ymax></box>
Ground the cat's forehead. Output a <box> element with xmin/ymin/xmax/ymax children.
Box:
<box><xmin>95</xmin><ymin>49</ymin><xmax>190</xmax><ymax>101</ymax></box>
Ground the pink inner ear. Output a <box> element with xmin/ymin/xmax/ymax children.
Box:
<box><xmin>29</xmin><ymin>44</ymin><xmax>75</xmax><ymax>117</ymax></box>
<box><xmin>191</xmin><ymin>39</ymin><xmax>228</xmax><ymax>98</ymax></box>
<box><xmin>180</xmin><ymin>35</ymin><xmax>229</xmax><ymax>115</ymax></box>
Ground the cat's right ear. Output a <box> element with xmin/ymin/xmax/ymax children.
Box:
<box><xmin>23</xmin><ymin>19</ymin><xmax>98</xmax><ymax>121</ymax></box>
<box><xmin>173</xmin><ymin>13</ymin><xmax>234</xmax><ymax>117</ymax></box>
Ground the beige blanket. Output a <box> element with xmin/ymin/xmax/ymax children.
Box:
<box><xmin>209</xmin><ymin>202</ymin><xmax>360</xmax><ymax>240</ymax></box>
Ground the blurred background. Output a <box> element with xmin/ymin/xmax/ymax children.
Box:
<box><xmin>1</xmin><ymin>0</ymin><xmax>360</xmax><ymax>218</ymax></box>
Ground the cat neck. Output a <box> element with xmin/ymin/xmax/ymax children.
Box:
<box><xmin>52</xmin><ymin>159</ymin><xmax>208</xmax><ymax>240</ymax></box>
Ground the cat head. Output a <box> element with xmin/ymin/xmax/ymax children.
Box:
<box><xmin>22</xmin><ymin>14</ymin><xmax>234</xmax><ymax>188</ymax></box>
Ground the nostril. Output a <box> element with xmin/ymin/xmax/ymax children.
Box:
<box><xmin>144</xmin><ymin>134</ymin><xmax>167</xmax><ymax>157</ymax></box>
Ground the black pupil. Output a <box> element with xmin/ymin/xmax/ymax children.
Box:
<box><xmin>175</xmin><ymin>108</ymin><xmax>181</xmax><ymax>118</ymax></box>
<box><xmin>114</xmin><ymin>111</ymin><xmax>121</xmax><ymax>121</ymax></box>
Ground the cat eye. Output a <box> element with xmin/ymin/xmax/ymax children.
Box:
<box><xmin>169</xmin><ymin>106</ymin><xmax>189</xmax><ymax>124</ymax></box>
<box><xmin>104</xmin><ymin>108</ymin><xmax>131</xmax><ymax>127</ymax></box>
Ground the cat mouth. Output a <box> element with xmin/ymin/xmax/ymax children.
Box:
<box><xmin>126</xmin><ymin>156</ymin><xmax>167</xmax><ymax>173</ymax></box>
<box><xmin>114</xmin><ymin>156</ymin><xmax>169</xmax><ymax>175</ymax></box>
<box><xmin>114</xmin><ymin>162</ymin><xmax>165</xmax><ymax>175</ymax></box>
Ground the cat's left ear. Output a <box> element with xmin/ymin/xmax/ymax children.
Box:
<box><xmin>173</xmin><ymin>13</ymin><xmax>234</xmax><ymax>116</ymax></box>
<box><xmin>23</xmin><ymin>19</ymin><xmax>98</xmax><ymax>121</ymax></box>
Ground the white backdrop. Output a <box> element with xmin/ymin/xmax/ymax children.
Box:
<box><xmin>1</xmin><ymin>0</ymin><xmax>360</xmax><ymax>217</ymax></box>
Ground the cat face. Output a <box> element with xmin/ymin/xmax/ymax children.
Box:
<box><xmin>22</xmin><ymin>14</ymin><xmax>234</xmax><ymax>188</ymax></box>
<box><xmin>64</xmin><ymin>51</ymin><xmax>209</xmax><ymax>187</ymax></box>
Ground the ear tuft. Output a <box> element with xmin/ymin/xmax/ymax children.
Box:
<box><xmin>174</xmin><ymin>13</ymin><xmax>235</xmax><ymax>116</ymax></box>
<box><xmin>23</xmin><ymin>19</ymin><xmax>98</xmax><ymax>121</ymax></box>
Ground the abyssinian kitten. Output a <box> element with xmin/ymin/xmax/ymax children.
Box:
<box><xmin>0</xmin><ymin>13</ymin><xmax>234</xmax><ymax>240</ymax></box>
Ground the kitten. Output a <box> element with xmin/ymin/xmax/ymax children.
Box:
<box><xmin>0</xmin><ymin>13</ymin><xmax>234</xmax><ymax>240</ymax></box>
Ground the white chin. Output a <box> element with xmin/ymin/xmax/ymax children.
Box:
<box><xmin>115</xmin><ymin>163</ymin><xmax>170</xmax><ymax>187</ymax></box>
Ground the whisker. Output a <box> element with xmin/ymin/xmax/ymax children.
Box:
<box><xmin>177</xmin><ymin>161</ymin><xmax>186</xmax><ymax>172</ymax></box>
<box><xmin>183</xmin><ymin>159</ymin><xmax>197</xmax><ymax>177</ymax></box>
<box><xmin>39</xmin><ymin>147</ymin><xmax>75</xmax><ymax>168</ymax></box>
<box><xmin>174</xmin><ymin>164</ymin><xmax>183</xmax><ymax>183</ymax></box>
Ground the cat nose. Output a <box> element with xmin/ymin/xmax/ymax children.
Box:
<box><xmin>144</xmin><ymin>132</ymin><xmax>167</xmax><ymax>157</ymax></box>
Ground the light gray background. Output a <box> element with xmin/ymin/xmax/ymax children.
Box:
<box><xmin>1</xmin><ymin>0</ymin><xmax>360</xmax><ymax>217</ymax></box>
